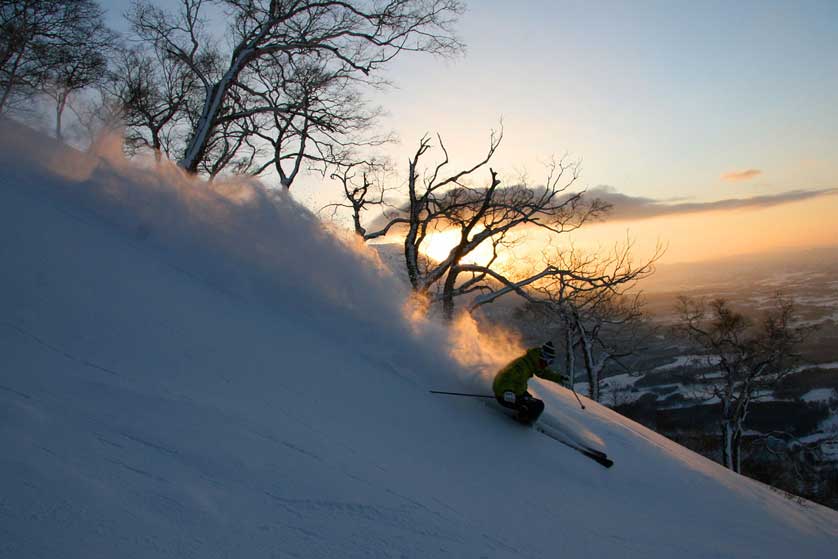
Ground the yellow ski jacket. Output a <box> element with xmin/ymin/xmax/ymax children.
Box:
<box><xmin>492</xmin><ymin>348</ymin><xmax>568</xmax><ymax>398</ymax></box>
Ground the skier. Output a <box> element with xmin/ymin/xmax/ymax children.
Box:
<box><xmin>493</xmin><ymin>341</ymin><xmax>568</xmax><ymax>424</ymax></box>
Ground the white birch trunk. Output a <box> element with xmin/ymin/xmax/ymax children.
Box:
<box><xmin>722</xmin><ymin>420</ymin><xmax>735</xmax><ymax>471</ymax></box>
<box><xmin>179</xmin><ymin>49</ymin><xmax>253</xmax><ymax>173</ymax></box>
<box><xmin>564</xmin><ymin>320</ymin><xmax>577</xmax><ymax>392</ymax></box>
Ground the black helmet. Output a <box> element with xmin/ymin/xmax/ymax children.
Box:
<box><xmin>540</xmin><ymin>341</ymin><xmax>556</xmax><ymax>365</ymax></box>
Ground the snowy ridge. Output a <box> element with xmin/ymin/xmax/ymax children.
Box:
<box><xmin>1</xmin><ymin>124</ymin><xmax>837</xmax><ymax>558</ymax></box>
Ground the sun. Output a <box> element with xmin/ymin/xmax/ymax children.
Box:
<box><xmin>421</xmin><ymin>229</ymin><xmax>459</xmax><ymax>263</ymax></box>
<box><xmin>421</xmin><ymin>229</ymin><xmax>500</xmax><ymax>266</ymax></box>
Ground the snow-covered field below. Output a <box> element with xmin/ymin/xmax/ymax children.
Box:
<box><xmin>2</xmin><ymin>123</ymin><xmax>837</xmax><ymax>558</ymax></box>
<box><xmin>802</xmin><ymin>388</ymin><xmax>838</xmax><ymax>403</ymax></box>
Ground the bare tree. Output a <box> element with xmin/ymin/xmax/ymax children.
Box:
<box><xmin>65</xmin><ymin>84</ymin><xmax>125</xmax><ymax>148</ymax></box>
<box><xmin>42</xmin><ymin>23</ymin><xmax>114</xmax><ymax>140</ymax></box>
<box><xmin>1</xmin><ymin>0</ymin><xmax>54</xmax><ymax>114</ymax></box>
<box><xmin>1</xmin><ymin>0</ymin><xmax>111</xmax><ymax>118</ymax></box>
<box><xmin>326</xmin><ymin>129</ymin><xmax>654</xmax><ymax>321</ymax></box>
<box><xmin>326</xmin><ymin>129</ymin><xmax>506</xmax><ymax>292</ymax></box>
<box><xmin>572</xmin><ymin>295</ymin><xmax>649</xmax><ymax>402</ymax></box>
<box><xmin>515</xmin><ymin>243</ymin><xmax>659</xmax><ymax>401</ymax></box>
<box><xmin>326</xmin><ymin>157</ymin><xmax>399</xmax><ymax>239</ymax></box>
<box><xmin>128</xmin><ymin>0</ymin><xmax>464</xmax><ymax>176</ymax></box>
<box><xmin>104</xmin><ymin>46</ymin><xmax>198</xmax><ymax>161</ymax></box>
<box><xmin>676</xmin><ymin>295</ymin><xmax>809</xmax><ymax>473</ymax></box>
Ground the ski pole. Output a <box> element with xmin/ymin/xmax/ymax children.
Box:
<box><xmin>569</xmin><ymin>384</ymin><xmax>586</xmax><ymax>410</ymax></box>
<box><xmin>429</xmin><ymin>390</ymin><xmax>496</xmax><ymax>399</ymax></box>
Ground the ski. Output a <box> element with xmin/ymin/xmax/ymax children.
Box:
<box><xmin>429</xmin><ymin>390</ymin><xmax>495</xmax><ymax>399</ymax></box>
<box><xmin>438</xmin><ymin>392</ymin><xmax>615</xmax><ymax>468</ymax></box>
<box><xmin>534</xmin><ymin>425</ymin><xmax>614</xmax><ymax>468</ymax></box>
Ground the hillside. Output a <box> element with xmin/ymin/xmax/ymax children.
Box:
<box><xmin>2</xmin><ymin>123</ymin><xmax>837</xmax><ymax>558</ymax></box>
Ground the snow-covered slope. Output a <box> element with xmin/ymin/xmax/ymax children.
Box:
<box><xmin>2</xmin><ymin>123</ymin><xmax>837</xmax><ymax>558</ymax></box>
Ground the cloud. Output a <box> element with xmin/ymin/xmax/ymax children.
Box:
<box><xmin>721</xmin><ymin>169</ymin><xmax>762</xmax><ymax>181</ymax></box>
<box><xmin>361</xmin><ymin>183</ymin><xmax>838</xmax><ymax>233</ymax></box>
<box><xmin>588</xmin><ymin>185</ymin><xmax>838</xmax><ymax>222</ymax></box>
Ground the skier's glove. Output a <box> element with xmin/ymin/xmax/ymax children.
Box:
<box><xmin>503</xmin><ymin>391</ymin><xmax>517</xmax><ymax>404</ymax></box>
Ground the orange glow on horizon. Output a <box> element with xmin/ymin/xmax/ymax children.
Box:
<box><xmin>408</xmin><ymin>195</ymin><xmax>838</xmax><ymax>277</ymax></box>
<box><xmin>575</xmin><ymin>194</ymin><xmax>838</xmax><ymax>265</ymax></box>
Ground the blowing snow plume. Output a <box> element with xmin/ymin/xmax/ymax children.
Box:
<box><xmin>0</xmin><ymin>119</ymin><xmax>511</xmax><ymax>389</ymax></box>
<box><xmin>18</xmin><ymin>129</ymin><xmax>399</xmax><ymax>323</ymax></box>
<box><xmin>446</xmin><ymin>312</ymin><xmax>524</xmax><ymax>389</ymax></box>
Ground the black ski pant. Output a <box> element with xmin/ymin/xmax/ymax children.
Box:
<box><xmin>496</xmin><ymin>391</ymin><xmax>545</xmax><ymax>424</ymax></box>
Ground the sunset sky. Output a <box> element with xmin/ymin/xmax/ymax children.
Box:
<box><xmin>102</xmin><ymin>0</ymin><xmax>838</xmax><ymax>264</ymax></box>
